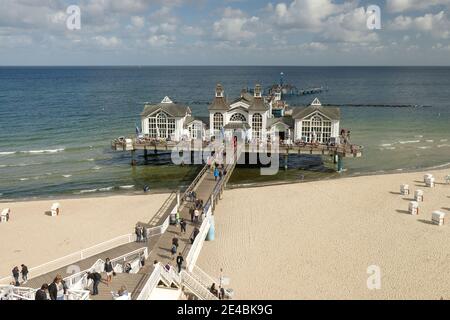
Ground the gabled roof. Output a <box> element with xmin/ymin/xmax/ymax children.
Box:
<box><xmin>291</xmin><ymin>106</ymin><xmax>340</xmax><ymax>120</ymax></box>
<box><xmin>141</xmin><ymin>97</ymin><xmax>191</xmax><ymax>118</ymax></box>
<box><xmin>184</xmin><ymin>116</ymin><xmax>209</xmax><ymax>129</ymax></box>
<box><xmin>266</xmin><ymin>117</ymin><xmax>294</xmax><ymax>129</ymax></box>
<box><xmin>208</xmin><ymin>96</ymin><xmax>230</xmax><ymax>111</ymax></box>
<box><xmin>249</xmin><ymin>97</ymin><xmax>269</xmax><ymax>112</ymax></box>
<box><xmin>230</xmin><ymin>92</ymin><xmax>254</xmax><ymax>106</ymax></box>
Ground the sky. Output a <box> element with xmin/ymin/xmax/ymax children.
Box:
<box><xmin>0</xmin><ymin>0</ymin><xmax>449</xmax><ymax>66</ymax></box>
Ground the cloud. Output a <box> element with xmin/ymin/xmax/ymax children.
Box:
<box><xmin>213</xmin><ymin>8</ymin><xmax>260</xmax><ymax>42</ymax></box>
<box><xmin>389</xmin><ymin>11</ymin><xmax>450</xmax><ymax>39</ymax></box>
<box><xmin>267</xmin><ymin>0</ymin><xmax>357</xmax><ymax>30</ymax></box>
<box><xmin>386</xmin><ymin>0</ymin><xmax>450</xmax><ymax>13</ymax></box>
<box><xmin>93</xmin><ymin>35</ymin><xmax>121</xmax><ymax>47</ymax></box>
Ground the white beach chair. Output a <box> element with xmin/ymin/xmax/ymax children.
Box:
<box><xmin>409</xmin><ymin>201</ymin><xmax>419</xmax><ymax>216</ymax></box>
<box><xmin>445</xmin><ymin>175</ymin><xmax>450</xmax><ymax>184</ymax></box>
<box><xmin>1</xmin><ymin>208</ymin><xmax>10</xmax><ymax>222</ymax></box>
<box><xmin>424</xmin><ymin>174</ymin><xmax>433</xmax><ymax>183</ymax></box>
<box><xmin>51</xmin><ymin>203</ymin><xmax>60</xmax><ymax>216</ymax></box>
<box><xmin>400</xmin><ymin>184</ymin><xmax>409</xmax><ymax>195</ymax></box>
<box><xmin>414</xmin><ymin>190</ymin><xmax>424</xmax><ymax>202</ymax></box>
<box><xmin>432</xmin><ymin>211</ymin><xmax>446</xmax><ymax>226</ymax></box>
<box><xmin>425</xmin><ymin>177</ymin><xmax>435</xmax><ymax>188</ymax></box>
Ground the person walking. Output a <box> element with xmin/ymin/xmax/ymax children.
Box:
<box><xmin>35</xmin><ymin>284</ymin><xmax>49</xmax><ymax>300</ymax></box>
<box><xmin>171</xmin><ymin>243</ymin><xmax>177</xmax><ymax>260</ymax></box>
<box><xmin>48</xmin><ymin>275</ymin><xmax>67</xmax><ymax>300</ymax></box>
<box><xmin>142</xmin><ymin>227</ymin><xmax>148</xmax><ymax>242</ymax></box>
<box><xmin>135</xmin><ymin>225</ymin><xmax>142</xmax><ymax>243</ymax></box>
<box><xmin>214</xmin><ymin>167</ymin><xmax>220</xmax><ymax>181</ymax></box>
<box><xmin>194</xmin><ymin>208</ymin><xmax>200</xmax><ymax>223</ymax></box>
<box><xmin>87</xmin><ymin>271</ymin><xmax>102</xmax><ymax>296</ymax></box>
<box><xmin>180</xmin><ymin>219</ymin><xmax>187</xmax><ymax>234</ymax></box>
<box><xmin>104</xmin><ymin>258</ymin><xmax>114</xmax><ymax>286</ymax></box>
<box><xmin>12</xmin><ymin>266</ymin><xmax>20</xmax><ymax>286</ymax></box>
<box><xmin>176</xmin><ymin>253</ymin><xmax>184</xmax><ymax>273</ymax></box>
<box><xmin>190</xmin><ymin>207</ymin><xmax>195</xmax><ymax>222</ymax></box>
<box><xmin>20</xmin><ymin>264</ymin><xmax>29</xmax><ymax>284</ymax></box>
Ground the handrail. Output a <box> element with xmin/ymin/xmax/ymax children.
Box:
<box><xmin>180</xmin><ymin>271</ymin><xmax>218</xmax><ymax>300</ymax></box>
<box><xmin>191</xmin><ymin>265</ymin><xmax>220</xmax><ymax>290</ymax></box>
<box><xmin>0</xmin><ymin>233</ymin><xmax>136</xmax><ymax>285</ymax></box>
<box><xmin>136</xmin><ymin>264</ymin><xmax>162</xmax><ymax>300</ymax></box>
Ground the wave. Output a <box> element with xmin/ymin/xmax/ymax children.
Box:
<box><xmin>78</xmin><ymin>189</ymin><xmax>98</xmax><ymax>194</ymax></box>
<box><xmin>380</xmin><ymin>143</ymin><xmax>393</xmax><ymax>147</ymax></box>
<box><xmin>99</xmin><ymin>186</ymin><xmax>114</xmax><ymax>192</ymax></box>
<box><xmin>20</xmin><ymin>178</ymin><xmax>30</xmax><ymax>181</ymax></box>
<box><xmin>399</xmin><ymin>140</ymin><xmax>420</xmax><ymax>144</ymax></box>
<box><xmin>91</xmin><ymin>166</ymin><xmax>102</xmax><ymax>170</ymax></box>
<box><xmin>0</xmin><ymin>151</ymin><xmax>15</xmax><ymax>156</ymax></box>
<box><xmin>440</xmin><ymin>139</ymin><xmax>448</xmax><ymax>142</ymax></box>
<box><xmin>418</xmin><ymin>146</ymin><xmax>432</xmax><ymax>150</ymax></box>
<box><xmin>23</xmin><ymin>148</ymin><xmax>65</xmax><ymax>154</ymax></box>
<box><xmin>425</xmin><ymin>140</ymin><xmax>434</xmax><ymax>143</ymax></box>
<box><xmin>437</xmin><ymin>144</ymin><xmax>450</xmax><ymax>148</ymax></box>
<box><xmin>119</xmin><ymin>185</ymin><xmax>135</xmax><ymax>190</ymax></box>
<box><xmin>62</xmin><ymin>175</ymin><xmax>72</xmax><ymax>178</ymax></box>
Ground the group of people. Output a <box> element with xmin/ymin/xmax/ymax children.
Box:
<box><xmin>135</xmin><ymin>224</ymin><xmax>148</xmax><ymax>243</ymax></box>
<box><xmin>11</xmin><ymin>264</ymin><xmax>28</xmax><ymax>286</ymax></box>
<box><xmin>213</xmin><ymin>164</ymin><xmax>227</xmax><ymax>182</ymax></box>
<box><xmin>34</xmin><ymin>274</ymin><xmax>68</xmax><ymax>300</ymax></box>
<box><xmin>209</xmin><ymin>283</ymin><xmax>227</xmax><ymax>300</ymax></box>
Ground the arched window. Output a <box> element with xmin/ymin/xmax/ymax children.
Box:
<box><xmin>148</xmin><ymin>111</ymin><xmax>176</xmax><ymax>139</ymax></box>
<box><xmin>230</xmin><ymin>113</ymin><xmax>246</xmax><ymax>122</ymax></box>
<box><xmin>213</xmin><ymin>113</ymin><xmax>224</xmax><ymax>132</ymax></box>
<box><xmin>301</xmin><ymin>113</ymin><xmax>332</xmax><ymax>143</ymax></box>
<box><xmin>252</xmin><ymin>113</ymin><xmax>262</xmax><ymax>140</ymax></box>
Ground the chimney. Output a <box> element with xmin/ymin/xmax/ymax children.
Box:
<box><xmin>215</xmin><ymin>84</ymin><xmax>224</xmax><ymax>98</ymax></box>
<box><xmin>254</xmin><ymin>84</ymin><xmax>262</xmax><ymax>98</ymax></box>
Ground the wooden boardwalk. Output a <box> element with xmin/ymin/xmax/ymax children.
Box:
<box><xmin>19</xmin><ymin>158</ymin><xmax>231</xmax><ymax>300</ymax></box>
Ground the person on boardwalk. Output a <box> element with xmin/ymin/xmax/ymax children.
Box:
<box><xmin>35</xmin><ymin>284</ymin><xmax>49</xmax><ymax>300</ymax></box>
<box><xmin>180</xmin><ymin>219</ymin><xmax>187</xmax><ymax>234</ymax></box>
<box><xmin>214</xmin><ymin>167</ymin><xmax>220</xmax><ymax>181</ymax></box>
<box><xmin>190</xmin><ymin>227</ymin><xmax>200</xmax><ymax>244</ymax></box>
<box><xmin>87</xmin><ymin>271</ymin><xmax>102</xmax><ymax>296</ymax></box>
<box><xmin>12</xmin><ymin>266</ymin><xmax>20</xmax><ymax>286</ymax></box>
<box><xmin>142</xmin><ymin>226</ymin><xmax>148</xmax><ymax>242</ymax></box>
<box><xmin>135</xmin><ymin>225</ymin><xmax>142</xmax><ymax>242</ymax></box>
<box><xmin>20</xmin><ymin>264</ymin><xmax>29</xmax><ymax>284</ymax></box>
<box><xmin>171</xmin><ymin>243</ymin><xmax>177</xmax><ymax>260</ymax></box>
<box><xmin>194</xmin><ymin>208</ymin><xmax>200</xmax><ymax>223</ymax></box>
<box><xmin>190</xmin><ymin>207</ymin><xmax>195</xmax><ymax>222</ymax></box>
<box><xmin>104</xmin><ymin>258</ymin><xmax>114</xmax><ymax>286</ymax></box>
<box><xmin>176</xmin><ymin>253</ymin><xmax>184</xmax><ymax>273</ymax></box>
<box><xmin>48</xmin><ymin>275</ymin><xmax>67</xmax><ymax>300</ymax></box>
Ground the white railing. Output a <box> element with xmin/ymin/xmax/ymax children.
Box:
<box><xmin>146</xmin><ymin>214</ymin><xmax>171</xmax><ymax>238</ymax></box>
<box><xmin>186</xmin><ymin>214</ymin><xmax>211</xmax><ymax>272</ymax></box>
<box><xmin>0</xmin><ymin>285</ymin><xmax>36</xmax><ymax>300</ymax></box>
<box><xmin>136</xmin><ymin>263</ymin><xmax>162</xmax><ymax>300</ymax></box>
<box><xmin>180</xmin><ymin>271</ymin><xmax>218</xmax><ymax>300</ymax></box>
<box><xmin>66</xmin><ymin>289</ymin><xmax>90</xmax><ymax>300</ymax></box>
<box><xmin>0</xmin><ymin>233</ymin><xmax>136</xmax><ymax>285</ymax></box>
<box><xmin>191</xmin><ymin>266</ymin><xmax>220</xmax><ymax>290</ymax></box>
<box><xmin>159</xmin><ymin>264</ymin><xmax>181</xmax><ymax>287</ymax></box>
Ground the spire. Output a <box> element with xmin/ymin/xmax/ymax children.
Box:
<box><xmin>254</xmin><ymin>84</ymin><xmax>262</xmax><ymax>98</ymax></box>
<box><xmin>215</xmin><ymin>84</ymin><xmax>224</xmax><ymax>98</ymax></box>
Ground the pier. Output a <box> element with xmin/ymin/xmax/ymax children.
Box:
<box><xmin>1</xmin><ymin>146</ymin><xmax>240</xmax><ymax>300</ymax></box>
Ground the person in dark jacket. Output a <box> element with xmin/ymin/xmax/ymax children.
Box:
<box><xmin>12</xmin><ymin>266</ymin><xmax>20</xmax><ymax>286</ymax></box>
<box><xmin>104</xmin><ymin>258</ymin><xmax>114</xmax><ymax>286</ymax></box>
<box><xmin>48</xmin><ymin>275</ymin><xmax>67</xmax><ymax>300</ymax></box>
<box><xmin>180</xmin><ymin>219</ymin><xmax>187</xmax><ymax>234</ymax></box>
<box><xmin>21</xmin><ymin>264</ymin><xmax>29</xmax><ymax>284</ymax></box>
<box><xmin>176</xmin><ymin>253</ymin><xmax>184</xmax><ymax>273</ymax></box>
<box><xmin>87</xmin><ymin>272</ymin><xmax>102</xmax><ymax>296</ymax></box>
<box><xmin>35</xmin><ymin>284</ymin><xmax>49</xmax><ymax>300</ymax></box>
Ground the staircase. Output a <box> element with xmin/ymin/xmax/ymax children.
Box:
<box><xmin>180</xmin><ymin>271</ymin><xmax>218</xmax><ymax>300</ymax></box>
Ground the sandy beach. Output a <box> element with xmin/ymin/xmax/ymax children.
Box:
<box><xmin>0</xmin><ymin>193</ymin><xmax>169</xmax><ymax>278</ymax></box>
<box><xmin>197</xmin><ymin>169</ymin><xmax>450</xmax><ymax>300</ymax></box>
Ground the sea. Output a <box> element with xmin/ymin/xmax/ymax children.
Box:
<box><xmin>0</xmin><ymin>66</ymin><xmax>449</xmax><ymax>200</ymax></box>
